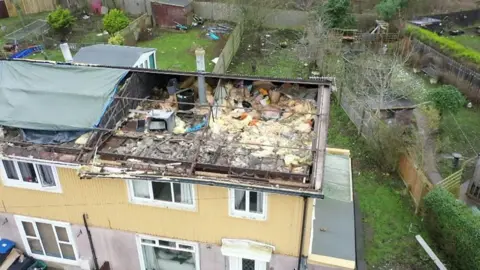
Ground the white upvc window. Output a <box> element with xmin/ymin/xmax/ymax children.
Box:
<box><xmin>14</xmin><ymin>216</ymin><xmax>79</xmax><ymax>265</ymax></box>
<box><xmin>229</xmin><ymin>189</ymin><xmax>267</xmax><ymax>220</ymax></box>
<box><xmin>136</xmin><ymin>235</ymin><xmax>200</xmax><ymax>270</ymax></box>
<box><xmin>128</xmin><ymin>180</ymin><xmax>196</xmax><ymax>210</ymax></box>
<box><xmin>0</xmin><ymin>159</ymin><xmax>61</xmax><ymax>193</ymax></box>
<box><xmin>221</xmin><ymin>239</ymin><xmax>274</xmax><ymax>270</ymax></box>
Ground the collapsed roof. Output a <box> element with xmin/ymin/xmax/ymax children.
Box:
<box><xmin>0</xmin><ymin>61</ymin><xmax>127</xmax><ymax>130</ymax></box>
<box><xmin>0</xmin><ymin>60</ymin><xmax>333</xmax><ymax>197</ymax></box>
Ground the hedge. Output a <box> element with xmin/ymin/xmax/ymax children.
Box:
<box><xmin>423</xmin><ymin>187</ymin><xmax>480</xmax><ymax>270</ymax></box>
<box><xmin>406</xmin><ymin>25</ymin><xmax>480</xmax><ymax>67</ymax></box>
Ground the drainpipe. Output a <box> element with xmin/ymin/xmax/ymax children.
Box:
<box><xmin>297</xmin><ymin>196</ymin><xmax>308</xmax><ymax>270</ymax></box>
<box><xmin>195</xmin><ymin>48</ymin><xmax>207</xmax><ymax>104</ymax></box>
<box><xmin>83</xmin><ymin>214</ymin><xmax>100</xmax><ymax>270</ymax></box>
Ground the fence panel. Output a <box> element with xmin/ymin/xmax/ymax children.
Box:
<box><xmin>118</xmin><ymin>13</ymin><xmax>152</xmax><ymax>46</ymax></box>
<box><xmin>398</xmin><ymin>154</ymin><xmax>432</xmax><ymax>212</ymax></box>
<box><xmin>212</xmin><ymin>21</ymin><xmax>244</xmax><ymax>74</ymax></box>
<box><xmin>4</xmin><ymin>0</ymin><xmax>55</xmax><ymax>17</ymax></box>
<box><xmin>411</xmin><ymin>39</ymin><xmax>480</xmax><ymax>101</ymax></box>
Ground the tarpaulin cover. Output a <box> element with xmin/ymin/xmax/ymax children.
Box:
<box><xmin>0</xmin><ymin>61</ymin><xmax>127</xmax><ymax>131</ymax></box>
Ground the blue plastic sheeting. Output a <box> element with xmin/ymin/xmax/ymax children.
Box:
<box><xmin>9</xmin><ymin>45</ymin><xmax>44</xmax><ymax>59</ymax></box>
<box><xmin>21</xmin><ymin>129</ymin><xmax>87</xmax><ymax>144</ymax></box>
<box><xmin>0</xmin><ymin>61</ymin><xmax>127</xmax><ymax>131</ymax></box>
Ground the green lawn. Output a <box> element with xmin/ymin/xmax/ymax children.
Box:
<box><xmin>328</xmin><ymin>103</ymin><xmax>439</xmax><ymax>269</ymax></box>
<box><xmin>27</xmin><ymin>49</ymin><xmax>64</xmax><ymax>61</ymax></box>
<box><xmin>137</xmin><ymin>29</ymin><xmax>218</xmax><ymax>71</ymax></box>
<box><xmin>228</xmin><ymin>48</ymin><xmax>309</xmax><ymax>78</ymax></box>
<box><xmin>228</xmin><ymin>29</ymin><xmax>309</xmax><ymax>78</ymax></box>
<box><xmin>449</xmin><ymin>34</ymin><xmax>480</xmax><ymax>52</ymax></box>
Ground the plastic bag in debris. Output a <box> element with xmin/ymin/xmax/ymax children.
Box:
<box><xmin>173</xmin><ymin>117</ymin><xmax>187</xmax><ymax>134</ymax></box>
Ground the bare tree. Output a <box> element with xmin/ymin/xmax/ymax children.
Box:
<box><xmin>342</xmin><ymin>45</ymin><xmax>415</xmax><ymax>114</ymax></box>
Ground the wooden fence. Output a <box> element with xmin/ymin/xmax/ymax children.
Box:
<box><xmin>398</xmin><ymin>153</ymin><xmax>433</xmax><ymax>213</ymax></box>
<box><xmin>4</xmin><ymin>0</ymin><xmax>55</xmax><ymax>17</ymax></box>
<box><xmin>118</xmin><ymin>13</ymin><xmax>152</xmax><ymax>46</ymax></box>
<box><xmin>438</xmin><ymin>156</ymin><xmax>477</xmax><ymax>195</ymax></box>
<box><xmin>411</xmin><ymin>39</ymin><xmax>480</xmax><ymax>102</ymax></box>
<box><xmin>212</xmin><ymin>20</ymin><xmax>244</xmax><ymax>74</ymax></box>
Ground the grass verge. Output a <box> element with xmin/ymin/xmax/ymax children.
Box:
<box><xmin>138</xmin><ymin>29</ymin><xmax>220</xmax><ymax>71</ymax></box>
<box><xmin>328</xmin><ymin>102</ymin><xmax>439</xmax><ymax>269</ymax></box>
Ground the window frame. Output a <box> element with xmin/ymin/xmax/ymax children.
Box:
<box><xmin>14</xmin><ymin>215</ymin><xmax>80</xmax><ymax>266</ymax></box>
<box><xmin>136</xmin><ymin>234</ymin><xmax>200</xmax><ymax>270</ymax></box>
<box><xmin>127</xmin><ymin>180</ymin><xmax>197</xmax><ymax>211</ymax></box>
<box><xmin>0</xmin><ymin>159</ymin><xmax>62</xmax><ymax>193</ymax></box>
<box><xmin>229</xmin><ymin>189</ymin><xmax>267</xmax><ymax>221</ymax></box>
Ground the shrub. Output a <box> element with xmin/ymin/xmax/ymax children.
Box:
<box><xmin>108</xmin><ymin>33</ymin><xmax>125</xmax><ymax>45</ymax></box>
<box><xmin>47</xmin><ymin>8</ymin><xmax>76</xmax><ymax>38</ymax></box>
<box><xmin>423</xmin><ymin>187</ymin><xmax>480</xmax><ymax>270</ymax></box>
<box><xmin>323</xmin><ymin>0</ymin><xmax>356</xmax><ymax>29</ymax></box>
<box><xmin>427</xmin><ymin>85</ymin><xmax>466</xmax><ymax>116</ymax></box>
<box><xmin>103</xmin><ymin>9</ymin><xmax>129</xmax><ymax>35</ymax></box>
<box><xmin>376</xmin><ymin>0</ymin><xmax>407</xmax><ymax>21</ymax></box>
<box><xmin>406</xmin><ymin>25</ymin><xmax>480</xmax><ymax>68</ymax></box>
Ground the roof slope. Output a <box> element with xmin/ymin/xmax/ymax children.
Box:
<box><xmin>0</xmin><ymin>61</ymin><xmax>127</xmax><ymax>131</ymax></box>
<box><xmin>73</xmin><ymin>44</ymin><xmax>156</xmax><ymax>67</ymax></box>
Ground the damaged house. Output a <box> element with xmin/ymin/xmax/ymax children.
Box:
<box><xmin>0</xmin><ymin>60</ymin><xmax>355</xmax><ymax>270</ymax></box>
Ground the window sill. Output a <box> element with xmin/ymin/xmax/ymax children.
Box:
<box><xmin>3</xmin><ymin>182</ymin><xmax>62</xmax><ymax>193</ymax></box>
<box><xmin>130</xmin><ymin>199</ymin><xmax>197</xmax><ymax>212</ymax></box>
<box><xmin>29</xmin><ymin>254</ymin><xmax>80</xmax><ymax>267</ymax></box>
<box><xmin>229</xmin><ymin>211</ymin><xmax>267</xmax><ymax>221</ymax></box>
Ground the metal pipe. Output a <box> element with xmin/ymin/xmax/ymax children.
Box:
<box><xmin>297</xmin><ymin>196</ymin><xmax>308</xmax><ymax>270</ymax></box>
<box><xmin>83</xmin><ymin>214</ymin><xmax>100</xmax><ymax>270</ymax></box>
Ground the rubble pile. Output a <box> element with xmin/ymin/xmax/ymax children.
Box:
<box><xmin>199</xmin><ymin>81</ymin><xmax>317</xmax><ymax>173</ymax></box>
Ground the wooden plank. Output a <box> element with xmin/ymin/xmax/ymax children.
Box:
<box><xmin>415</xmin><ymin>235</ymin><xmax>447</xmax><ymax>270</ymax></box>
<box><xmin>4</xmin><ymin>0</ymin><xmax>18</xmax><ymax>17</ymax></box>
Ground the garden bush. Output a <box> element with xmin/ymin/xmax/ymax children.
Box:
<box><xmin>406</xmin><ymin>25</ymin><xmax>480</xmax><ymax>68</ymax></box>
<box><xmin>103</xmin><ymin>9</ymin><xmax>129</xmax><ymax>35</ymax></box>
<box><xmin>47</xmin><ymin>8</ymin><xmax>76</xmax><ymax>38</ymax></box>
<box><xmin>427</xmin><ymin>85</ymin><xmax>466</xmax><ymax>117</ymax></box>
<box><xmin>108</xmin><ymin>33</ymin><xmax>125</xmax><ymax>45</ymax></box>
<box><xmin>423</xmin><ymin>187</ymin><xmax>480</xmax><ymax>270</ymax></box>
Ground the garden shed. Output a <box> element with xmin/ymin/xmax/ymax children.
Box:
<box><xmin>151</xmin><ymin>0</ymin><xmax>193</xmax><ymax>28</ymax></box>
<box><xmin>73</xmin><ymin>44</ymin><xmax>157</xmax><ymax>68</ymax></box>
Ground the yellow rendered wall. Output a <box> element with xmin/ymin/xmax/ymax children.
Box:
<box><xmin>0</xmin><ymin>168</ymin><xmax>314</xmax><ymax>256</ymax></box>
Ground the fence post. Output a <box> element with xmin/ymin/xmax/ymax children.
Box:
<box><xmin>358</xmin><ymin>108</ymin><xmax>366</xmax><ymax>136</ymax></box>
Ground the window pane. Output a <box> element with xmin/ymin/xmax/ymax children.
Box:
<box><xmin>60</xmin><ymin>243</ymin><xmax>76</xmax><ymax>260</ymax></box>
<box><xmin>234</xmin><ymin>190</ymin><xmax>246</xmax><ymax>211</ymax></box>
<box><xmin>141</xmin><ymin>239</ymin><xmax>156</xmax><ymax>244</ymax></box>
<box><xmin>36</xmin><ymin>165</ymin><xmax>56</xmax><ymax>187</ymax></box>
<box><xmin>132</xmin><ymin>180</ymin><xmax>150</xmax><ymax>199</ymax></box>
<box><xmin>17</xmin><ymin>162</ymin><xmax>38</xmax><ymax>183</ymax></box>
<box><xmin>2</xmin><ymin>160</ymin><xmax>19</xmax><ymax>180</ymax></box>
<box><xmin>157</xmin><ymin>240</ymin><xmax>176</xmax><ymax>247</ymax></box>
<box><xmin>173</xmin><ymin>183</ymin><xmax>194</xmax><ymax>204</ymax></box>
<box><xmin>242</xmin><ymin>258</ymin><xmax>255</xmax><ymax>270</ymax></box>
<box><xmin>22</xmin><ymin>221</ymin><xmax>36</xmax><ymax>237</ymax></box>
<box><xmin>249</xmin><ymin>191</ymin><xmax>263</xmax><ymax>213</ymax></box>
<box><xmin>179</xmin><ymin>244</ymin><xmax>194</xmax><ymax>250</ymax></box>
<box><xmin>37</xmin><ymin>222</ymin><xmax>61</xmax><ymax>258</ymax></box>
<box><xmin>27</xmin><ymin>239</ymin><xmax>44</xmax><ymax>255</ymax></box>
<box><xmin>154</xmin><ymin>246</ymin><xmax>196</xmax><ymax>270</ymax></box>
<box><xmin>55</xmin><ymin>226</ymin><xmax>69</xmax><ymax>242</ymax></box>
<box><xmin>152</xmin><ymin>182</ymin><xmax>172</xmax><ymax>202</ymax></box>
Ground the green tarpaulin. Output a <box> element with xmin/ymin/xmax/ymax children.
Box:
<box><xmin>0</xmin><ymin>61</ymin><xmax>127</xmax><ymax>131</ymax></box>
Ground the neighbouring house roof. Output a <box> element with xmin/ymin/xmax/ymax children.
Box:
<box><xmin>309</xmin><ymin>149</ymin><xmax>356</xmax><ymax>270</ymax></box>
<box><xmin>73</xmin><ymin>44</ymin><xmax>156</xmax><ymax>67</ymax></box>
<box><xmin>0</xmin><ymin>61</ymin><xmax>127</xmax><ymax>131</ymax></box>
<box><xmin>152</xmin><ymin>0</ymin><xmax>192</xmax><ymax>7</ymax></box>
